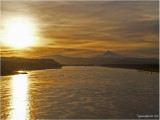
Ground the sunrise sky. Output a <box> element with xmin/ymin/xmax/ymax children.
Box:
<box><xmin>0</xmin><ymin>1</ymin><xmax>159</xmax><ymax>58</ymax></box>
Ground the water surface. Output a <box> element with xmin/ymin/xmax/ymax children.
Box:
<box><xmin>1</xmin><ymin>66</ymin><xmax>159</xmax><ymax>119</ymax></box>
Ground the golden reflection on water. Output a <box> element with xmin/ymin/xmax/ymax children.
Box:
<box><xmin>9</xmin><ymin>74</ymin><xmax>30</xmax><ymax>120</ymax></box>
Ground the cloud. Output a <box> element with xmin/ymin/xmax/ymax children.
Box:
<box><xmin>119</xmin><ymin>47</ymin><xmax>159</xmax><ymax>58</ymax></box>
<box><xmin>1</xmin><ymin>1</ymin><xmax>159</xmax><ymax>58</ymax></box>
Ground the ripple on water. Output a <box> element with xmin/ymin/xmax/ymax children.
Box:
<box><xmin>1</xmin><ymin>66</ymin><xmax>159</xmax><ymax>119</ymax></box>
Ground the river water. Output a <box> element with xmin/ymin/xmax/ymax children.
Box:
<box><xmin>1</xmin><ymin>66</ymin><xmax>159</xmax><ymax>119</ymax></box>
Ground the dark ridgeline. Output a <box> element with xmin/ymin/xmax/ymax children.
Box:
<box><xmin>1</xmin><ymin>57</ymin><xmax>62</xmax><ymax>76</ymax></box>
<box><xmin>42</xmin><ymin>50</ymin><xmax>159</xmax><ymax>72</ymax></box>
<box><xmin>1</xmin><ymin>51</ymin><xmax>159</xmax><ymax>76</ymax></box>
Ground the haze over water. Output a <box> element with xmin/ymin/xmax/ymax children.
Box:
<box><xmin>1</xmin><ymin>66</ymin><xmax>159</xmax><ymax>119</ymax></box>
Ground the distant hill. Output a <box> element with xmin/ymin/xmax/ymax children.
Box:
<box><xmin>42</xmin><ymin>51</ymin><xmax>159</xmax><ymax>65</ymax></box>
<box><xmin>1</xmin><ymin>57</ymin><xmax>62</xmax><ymax>76</ymax></box>
<box><xmin>43</xmin><ymin>55</ymin><xmax>92</xmax><ymax>65</ymax></box>
<box><xmin>94</xmin><ymin>50</ymin><xmax>124</xmax><ymax>58</ymax></box>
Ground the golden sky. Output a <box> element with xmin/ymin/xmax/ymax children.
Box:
<box><xmin>0</xmin><ymin>1</ymin><xmax>159</xmax><ymax>58</ymax></box>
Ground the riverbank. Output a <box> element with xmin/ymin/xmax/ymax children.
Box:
<box><xmin>101</xmin><ymin>64</ymin><xmax>159</xmax><ymax>72</ymax></box>
<box><xmin>1</xmin><ymin>57</ymin><xmax>62</xmax><ymax>76</ymax></box>
<box><xmin>1</xmin><ymin>57</ymin><xmax>158</xmax><ymax>76</ymax></box>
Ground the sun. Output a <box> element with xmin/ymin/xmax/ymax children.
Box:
<box><xmin>3</xmin><ymin>19</ymin><xmax>36</xmax><ymax>48</ymax></box>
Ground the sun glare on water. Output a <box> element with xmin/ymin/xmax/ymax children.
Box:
<box><xmin>9</xmin><ymin>74</ymin><xmax>30</xmax><ymax>120</ymax></box>
<box><xmin>3</xmin><ymin>19</ymin><xmax>36</xmax><ymax>48</ymax></box>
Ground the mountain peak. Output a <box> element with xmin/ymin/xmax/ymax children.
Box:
<box><xmin>96</xmin><ymin>50</ymin><xmax>124</xmax><ymax>58</ymax></box>
<box><xmin>104</xmin><ymin>50</ymin><xmax>115</xmax><ymax>55</ymax></box>
<box><xmin>105</xmin><ymin>50</ymin><xmax>113</xmax><ymax>53</ymax></box>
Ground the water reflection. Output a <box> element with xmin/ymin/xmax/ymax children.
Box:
<box><xmin>9</xmin><ymin>74</ymin><xmax>30</xmax><ymax>120</ymax></box>
<box><xmin>1</xmin><ymin>66</ymin><xmax>158</xmax><ymax>119</ymax></box>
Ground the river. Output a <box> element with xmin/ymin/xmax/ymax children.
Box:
<box><xmin>1</xmin><ymin>66</ymin><xmax>159</xmax><ymax>119</ymax></box>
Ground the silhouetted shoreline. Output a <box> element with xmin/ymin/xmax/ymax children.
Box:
<box><xmin>101</xmin><ymin>64</ymin><xmax>159</xmax><ymax>72</ymax></box>
<box><xmin>63</xmin><ymin>64</ymin><xmax>159</xmax><ymax>72</ymax></box>
<box><xmin>1</xmin><ymin>57</ymin><xmax>158</xmax><ymax>76</ymax></box>
<box><xmin>1</xmin><ymin>57</ymin><xmax>62</xmax><ymax>76</ymax></box>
